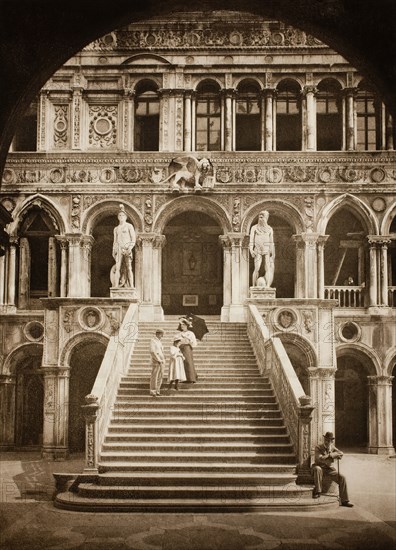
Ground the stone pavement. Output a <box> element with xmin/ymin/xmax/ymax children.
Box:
<box><xmin>0</xmin><ymin>449</ymin><xmax>395</xmax><ymax>549</ymax></box>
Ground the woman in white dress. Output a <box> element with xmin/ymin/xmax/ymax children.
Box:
<box><xmin>168</xmin><ymin>336</ymin><xmax>186</xmax><ymax>390</ymax></box>
<box><xmin>178</xmin><ymin>318</ymin><xmax>198</xmax><ymax>383</ymax></box>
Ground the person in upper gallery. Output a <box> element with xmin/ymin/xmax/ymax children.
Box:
<box><xmin>168</xmin><ymin>335</ymin><xmax>186</xmax><ymax>391</ymax></box>
<box><xmin>312</xmin><ymin>431</ymin><xmax>354</xmax><ymax>507</ymax></box>
<box><xmin>177</xmin><ymin>317</ymin><xmax>198</xmax><ymax>383</ymax></box>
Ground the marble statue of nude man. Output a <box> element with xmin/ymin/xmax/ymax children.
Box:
<box><xmin>249</xmin><ymin>210</ymin><xmax>275</xmax><ymax>287</ymax></box>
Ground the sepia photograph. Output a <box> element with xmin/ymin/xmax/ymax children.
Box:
<box><xmin>0</xmin><ymin>1</ymin><xmax>395</xmax><ymax>548</ymax></box>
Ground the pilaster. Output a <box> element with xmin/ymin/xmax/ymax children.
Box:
<box><xmin>0</xmin><ymin>375</ymin><xmax>16</xmax><ymax>449</ymax></box>
<box><xmin>367</xmin><ymin>375</ymin><xmax>395</xmax><ymax>454</ymax></box>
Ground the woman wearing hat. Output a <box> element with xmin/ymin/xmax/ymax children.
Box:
<box><xmin>168</xmin><ymin>336</ymin><xmax>186</xmax><ymax>390</ymax></box>
<box><xmin>177</xmin><ymin>317</ymin><xmax>198</xmax><ymax>383</ymax></box>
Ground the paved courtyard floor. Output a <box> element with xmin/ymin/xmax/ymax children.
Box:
<box><xmin>0</xmin><ymin>449</ymin><xmax>395</xmax><ymax>550</ymax></box>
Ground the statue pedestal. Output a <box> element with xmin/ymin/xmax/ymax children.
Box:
<box><xmin>110</xmin><ymin>287</ymin><xmax>138</xmax><ymax>299</ymax></box>
<box><xmin>249</xmin><ymin>287</ymin><xmax>276</xmax><ymax>300</ymax></box>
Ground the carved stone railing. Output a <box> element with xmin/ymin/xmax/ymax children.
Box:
<box><xmin>81</xmin><ymin>302</ymin><xmax>139</xmax><ymax>472</ymax></box>
<box><xmin>389</xmin><ymin>286</ymin><xmax>396</xmax><ymax>307</ymax></box>
<box><xmin>247</xmin><ymin>304</ymin><xmax>314</xmax><ymax>481</ymax></box>
<box><xmin>324</xmin><ymin>285</ymin><xmax>365</xmax><ymax>307</ymax></box>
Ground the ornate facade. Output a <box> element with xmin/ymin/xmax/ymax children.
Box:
<box><xmin>0</xmin><ymin>12</ymin><xmax>395</xmax><ymax>459</ymax></box>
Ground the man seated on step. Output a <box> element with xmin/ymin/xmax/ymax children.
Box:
<box><xmin>149</xmin><ymin>329</ymin><xmax>165</xmax><ymax>397</ymax></box>
<box><xmin>312</xmin><ymin>432</ymin><xmax>353</xmax><ymax>507</ymax></box>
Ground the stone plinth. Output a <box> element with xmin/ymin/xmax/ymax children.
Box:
<box><xmin>110</xmin><ymin>287</ymin><xmax>138</xmax><ymax>299</ymax></box>
<box><xmin>249</xmin><ymin>287</ymin><xmax>276</xmax><ymax>300</ymax></box>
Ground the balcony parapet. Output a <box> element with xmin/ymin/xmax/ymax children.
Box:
<box><xmin>2</xmin><ymin>151</ymin><xmax>396</xmax><ymax>191</ymax></box>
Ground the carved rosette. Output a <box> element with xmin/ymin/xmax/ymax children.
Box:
<box><xmin>88</xmin><ymin>105</ymin><xmax>118</xmax><ymax>148</ymax></box>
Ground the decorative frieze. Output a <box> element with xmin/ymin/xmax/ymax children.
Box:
<box><xmin>3</xmin><ymin>153</ymin><xmax>396</xmax><ymax>187</ymax></box>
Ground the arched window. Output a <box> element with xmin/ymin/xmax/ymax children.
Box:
<box><xmin>316</xmin><ymin>78</ymin><xmax>342</xmax><ymax>150</ymax></box>
<box><xmin>196</xmin><ymin>81</ymin><xmax>221</xmax><ymax>151</ymax></box>
<box><xmin>356</xmin><ymin>81</ymin><xmax>380</xmax><ymax>151</ymax></box>
<box><xmin>134</xmin><ymin>80</ymin><xmax>159</xmax><ymax>151</ymax></box>
<box><xmin>236</xmin><ymin>81</ymin><xmax>261</xmax><ymax>151</ymax></box>
<box><xmin>18</xmin><ymin>207</ymin><xmax>60</xmax><ymax>308</ymax></box>
<box><xmin>276</xmin><ymin>80</ymin><xmax>301</xmax><ymax>151</ymax></box>
<box><xmin>13</xmin><ymin>98</ymin><xmax>38</xmax><ymax>151</ymax></box>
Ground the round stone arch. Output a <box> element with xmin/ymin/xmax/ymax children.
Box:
<box><xmin>2</xmin><ymin>342</ymin><xmax>43</xmax><ymax>448</ymax></box>
<box><xmin>60</xmin><ymin>330</ymin><xmax>109</xmax><ymax>368</ymax></box>
<box><xmin>317</xmin><ymin>193</ymin><xmax>379</xmax><ymax>235</ymax></box>
<box><xmin>274</xmin><ymin>331</ymin><xmax>317</xmax><ymax>395</ymax></box>
<box><xmin>192</xmin><ymin>76</ymin><xmax>223</xmax><ymax>92</ymax></box>
<box><xmin>154</xmin><ymin>195</ymin><xmax>232</xmax><ymax>235</ymax></box>
<box><xmin>380</xmin><ymin>202</ymin><xmax>396</xmax><ymax>235</ymax></box>
<box><xmin>315</xmin><ymin>75</ymin><xmax>346</xmax><ymax>88</ymax></box>
<box><xmin>3</xmin><ymin>342</ymin><xmax>43</xmax><ymax>376</ymax></box>
<box><xmin>9</xmin><ymin>194</ymin><xmax>67</xmax><ymax>236</ymax></box>
<box><xmin>61</xmin><ymin>331</ymin><xmax>108</xmax><ymax>452</ymax></box>
<box><xmin>234</xmin><ymin>76</ymin><xmax>263</xmax><ymax>90</ymax></box>
<box><xmin>82</xmin><ymin>199</ymin><xmax>143</xmax><ymax>235</ymax></box>
<box><xmin>274</xmin><ymin>76</ymin><xmax>304</xmax><ymax>90</ymax></box>
<box><xmin>384</xmin><ymin>347</ymin><xmax>396</xmax><ymax>377</ymax></box>
<box><xmin>241</xmin><ymin>200</ymin><xmax>304</xmax><ymax>235</ymax></box>
<box><xmin>335</xmin><ymin>342</ymin><xmax>379</xmax><ymax>447</ymax></box>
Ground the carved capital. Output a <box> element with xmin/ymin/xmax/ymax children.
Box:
<box><xmin>367</xmin><ymin>375</ymin><xmax>394</xmax><ymax>386</ymax></box>
<box><xmin>302</xmin><ymin>85</ymin><xmax>318</xmax><ymax>96</ymax></box>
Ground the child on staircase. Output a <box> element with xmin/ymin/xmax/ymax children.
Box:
<box><xmin>168</xmin><ymin>336</ymin><xmax>186</xmax><ymax>391</ymax></box>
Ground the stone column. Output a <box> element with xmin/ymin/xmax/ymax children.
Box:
<box><xmin>81</xmin><ymin>395</ymin><xmax>100</xmax><ymax>472</ymax></box>
<box><xmin>223</xmin><ymin>89</ymin><xmax>235</xmax><ymax>152</ymax></box>
<box><xmin>292</xmin><ymin>233</ymin><xmax>319</xmax><ymax>299</ymax></box>
<box><xmin>123</xmin><ymin>89</ymin><xmax>135</xmax><ymax>151</ymax></box>
<box><xmin>41</xmin><ymin>367</ymin><xmax>69</xmax><ymax>459</ymax></box>
<box><xmin>263</xmin><ymin>89</ymin><xmax>275</xmax><ymax>151</ymax></box>
<box><xmin>71</xmin><ymin>86</ymin><xmax>83</xmax><ymax>150</ymax></box>
<box><xmin>184</xmin><ymin>90</ymin><xmax>193</xmax><ymax>152</ymax></box>
<box><xmin>191</xmin><ymin>91</ymin><xmax>196</xmax><ymax>151</ymax></box>
<box><xmin>378</xmin><ymin>239</ymin><xmax>391</xmax><ymax>306</ymax></box>
<box><xmin>344</xmin><ymin>87</ymin><xmax>356</xmax><ymax>151</ymax></box>
<box><xmin>219</xmin><ymin>235</ymin><xmax>232</xmax><ymax>322</ymax></box>
<box><xmin>55</xmin><ymin>236</ymin><xmax>68</xmax><ymax>298</ymax></box>
<box><xmin>367</xmin><ymin>375</ymin><xmax>394</xmax><ymax>454</ymax></box>
<box><xmin>18</xmin><ymin>237</ymin><xmax>30</xmax><ymax>308</ymax></box>
<box><xmin>227</xmin><ymin>233</ymin><xmax>246</xmax><ymax>322</ymax></box>
<box><xmin>385</xmin><ymin>110</ymin><xmax>394</xmax><ymax>151</ymax></box>
<box><xmin>317</xmin><ymin>235</ymin><xmax>329</xmax><ymax>299</ymax></box>
<box><xmin>159</xmin><ymin>89</ymin><xmax>171</xmax><ymax>151</ymax></box>
<box><xmin>307</xmin><ymin>369</ymin><xmax>337</xmax><ymax>450</ymax></box>
<box><xmin>37</xmin><ymin>90</ymin><xmax>49</xmax><ymax>151</ymax></box>
<box><xmin>0</xmin><ymin>375</ymin><xmax>16</xmax><ymax>449</ymax></box>
<box><xmin>7</xmin><ymin>237</ymin><xmax>18</xmax><ymax>306</ymax></box>
<box><xmin>367</xmin><ymin>236</ymin><xmax>379</xmax><ymax>307</ymax></box>
<box><xmin>0</xmin><ymin>253</ymin><xmax>5</xmax><ymax>305</ymax></box>
<box><xmin>66</xmin><ymin>234</ymin><xmax>94</xmax><ymax>298</ymax></box>
<box><xmin>134</xmin><ymin>239</ymin><xmax>143</xmax><ymax>302</ymax></box>
<box><xmin>296</xmin><ymin>397</ymin><xmax>315</xmax><ymax>483</ymax></box>
<box><xmin>152</xmin><ymin>235</ymin><xmax>166</xmax><ymax>321</ymax></box>
<box><xmin>138</xmin><ymin>234</ymin><xmax>156</xmax><ymax>321</ymax></box>
<box><xmin>48</xmin><ymin>236</ymin><xmax>57</xmax><ymax>298</ymax></box>
<box><xmin>303</xmin><ymin>86</ymin><xmax>317</xmax><ymax>151</ymax></box>
<box><xmin>240</xmin><ymin>235</ymin><xmax>250</xmax><ymax>305</ymax></box>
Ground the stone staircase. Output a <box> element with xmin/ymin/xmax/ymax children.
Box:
<box><xmin>56</xmin><ymin>318</ymin><xmax>315</xmax><ymax>511</ymax></box>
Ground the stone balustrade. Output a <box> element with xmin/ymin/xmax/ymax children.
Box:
<box><xmin>324</xmin><ymin>285</ymin><xmax>365</xmax><ymax>307</ymax></box>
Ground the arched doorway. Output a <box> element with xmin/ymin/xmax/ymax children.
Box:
<box><xmin>162</xmin><ymin>211</ymin><xmax>223</xmax><ymax>315</ymax></box>
<box><xmin>14</xmin><ymin>351</ymin><xmax>44</xmax><ymax>448</ymax></box>
<box><xmin>68</xmin><ymin>339</ymin><xmax>106</xmax><ymax>452</ymax></box>
<box><xmin>248</xmin><ymin>214</ymin><xmax>295</xmax><ymax>298</ymax></box>
<box><xmin>335</xmin><ymin>354</ymin><xmax>369</xmax><ymax>447</ymax></box>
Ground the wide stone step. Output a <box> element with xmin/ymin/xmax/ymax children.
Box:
<box><xmin>104</xmin><ymin>434</ymin><xmax>290</xmax><ymax>444</ymax></box>
<box><xmin>112</xmin><ymin>399</ymin><xmax>277</xmax><ymax>407</ymax></box>
<box><xmin>77</xmin><ymin>482</ymin><xmax>306</xmax><ymax>500</ymax></box>
<box><xmin>95</xmin><ymin>470</ymin><xmax>296</xmax><ymax>486</ymax></box>
<box><xmin>107</xmin><ymin>424</ymin><xmax>287</xmax><ymax>434</ymax></box>
<box><xmin>101</xmin><ymin>442</ymin><xmax>294</xmax><ymax>453</ymax></box>
<box><xmin>109</xmin><ymin>417</ymin><xmax>285</xmax><ymax>426</ymax></box>
<box><xmin>99</xmin><ymin>452</ymin><xmax>296</xmax><ymax>464</ymax></box>
<box><xmin>109</xmin><ymin>408</ymin><xmax>282</xmax><ymax>418</ymax></box>
<box><xmin>116</xmin><ymin>393</ymin><xmax>275</xmax><ymax>401</ymax></box>
<box><xmin>98</xmin><ymin>461</ymin><xmax>297</xmax><ymax>472</ymax></box>
<box><xmin>119</xmin><ymin>380</ymin><xmax>271</xmax><ymax>388</ymax></box>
